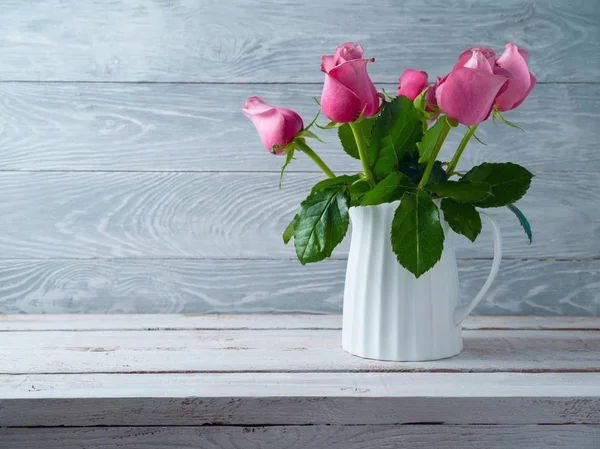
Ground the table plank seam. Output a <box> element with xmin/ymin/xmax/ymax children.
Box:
<box><xmin>4</xmin><ymin>327</ymin><xmax>599</xmax><ymax>332</ymax></box>
<box><xmin>3</xmin><ymin>423</ymin><xmax>597</xmax><ymax>429</ymax></box>
<box><xmin>4</xmin><ymin>369</ymin><xmax>600</xmax><ymax>375</ymax></box>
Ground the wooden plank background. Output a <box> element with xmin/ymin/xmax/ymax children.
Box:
<box><xmin>3</xmin><ymin>425</ymin><xmax>599</xmax><ymax>449</ymax></box>
<box><xmin>2</xmin><ymin>316</ymin><xmax>599</xmax><ymax>447</ymax></box>
<box><xmin>0</xmin><ymin>0</ymin><xmax>598</xmax><ymax>314</ymax></box>
<box><xmin>4</xmin><ymin>328</ymin><xmax>600</xmax><ymax>373</ymax></box>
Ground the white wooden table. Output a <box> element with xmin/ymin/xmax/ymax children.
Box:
<box><xmin>1</xmin><ymin>315</ymin><xmax>599</xmax><ymax>449</ymax></box>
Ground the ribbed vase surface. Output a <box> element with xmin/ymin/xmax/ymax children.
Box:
<box><xmin>342</xmin><ymin>201</ymin><xmax>463</xmax><ymax>361</ymax></box>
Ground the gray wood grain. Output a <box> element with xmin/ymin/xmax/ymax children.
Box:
<box><xmin>0</xmin><ymin>83</ymin><xmax>597</xmax><ymax>172</ymax></box>
<box><xmin>0</xmin><ymin>259</ymin><xmax>597</xmax><ymax>316</ymax></box>
<box><xmin>0</xmin><ymin>171</ymin><xmax>597</xmax><ymax>259</ymax></box>
<box><xmin>1</xmin><ymin>318</ymin><xmax>598</xmax><ymax>444</ymax></box>
<box><xmin>3</xmin><ymin>315</ymin><xmax>599</xmax><ymax>331</ymax></box>
<box><xmin>0</xmin><ymin>0</ymin><xmax>598</xmax><ymax>82</ymax></box>
<box><xmin>0</xmin><ymin>0</ymin><xmax>597</xmax><ymax>319</ymax></box>
<box><xmin>5</xmin><ymin>371</ymin><xmax>600</xmax><ymax>401</ymax></box>
<box><xmin>3</xmin><ymin>328</ymin><xmax>599</xmax><ymax>374</ymax></box>
<box><xmin>2</xmin><ymin>372</ymin><xmax>599</xmax><ymax>426</ymax></box>
<box><xmin>1</xmin><ymin>425</ymin><xmax>598</xmax><ymax>449</ymax></box>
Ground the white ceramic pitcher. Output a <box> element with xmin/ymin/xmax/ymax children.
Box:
<box><xmin>342</xmin><ymin>200</ymin><xmax>502</xmax><ymax>361</ymax></box>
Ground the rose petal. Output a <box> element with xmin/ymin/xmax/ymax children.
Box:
<box><xmin>242</xmin><ymin>97</ymin><xmax>303</xmax><ymax>153</ymax></box>
<box><xmin>320</xmin><ymin>74</ymin><xmax>365</xmax><ymax>123</ymax></box>
<box><xmin>436</xmin><ymin>67</ymin><xmax>508</xmax><ymax>126</ymax></box>
<box><xmin>327</xmin><ymin>58</ymin><xmax>379</xmax><ymax>119</ymax></box>
<box><xmin>425</xmin><ymin>76</ymin><xmax>442</xmax><ymax>108</ymax></box>
<box><xmin>321</xmin><ymin>55</ymin><xmax>337</xmax><ymax>74</ymax></box>
<box><xmin>462</xmin><ymin>50</ymin><xmax>494</xmax><ymax>74</ymax></box>
<box><xmin>334</xmin><ymin>42</ymin><xmax>364</xmax><ymax>64</ymax></box>
<box><xmin>494</xmin><ymin>43</ymin><xmax>534</xmax><ymax>111</ymax></box>
<box><xmin>242</xmin><ymin>96</ymin><xmax>272</xmax><ymax>114</ymax></box>
<box><xmin>454</xmin><ymin>46</ymin><xmax>496</xmax><ymax>69</ymax></box>
<box><xmin>510</xmin><ymin>73</ymin><xmax>536</xmax><ymax>110</ymax></box>
<box><xmin>397</xmin><ymin>69</ymin><xmax>429</xmax><ymax>101</ymax></box>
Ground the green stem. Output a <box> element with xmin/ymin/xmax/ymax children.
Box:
<box><xmin>418</xmin><ymin>117</ymin><xmax>452</xmax><ymax>188</ymax></box>
<box><xmin>446</xmin><ymin>124</ymin><xmax>478</xmax><ymax>176</ymax></box>
<box><xmin>294</xmin><ymin>139</ymin><xmax>336</xmax><ymax>178</ymax></box>
<box><xmin>349</xmin><ymin>121</ymin><xmax>376</xmax><ymax>187</ymax></box>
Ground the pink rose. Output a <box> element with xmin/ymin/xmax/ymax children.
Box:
<box><xmin>425</xmin><ymin>76</ymin><xmax>441</xmax><ymax>109</ymax></box>
<box><xmin>397</xmin><ymin>69</ymin><xmax>429</xmax><ymax>101</ymax></box>
<box><xmin>454</xmin><ymin>46</ymin><xmax>497</xmax><ymax>69</ymax></box>
<box><xmin>435</xmin><ymin>50</ymin><xmax>509</xmax><ymax>126</ymax></box>
<box><xmin>493</xmin><ymin>43</ymin><xmax>536</xmax><ymax>111</ymax></box>
<box><xmin>320</xmin><ymin>42</ymin><xmax>380</xmax><ymax>123</ymax></box>
<box><xmin>241</xmin><ymin>97</ymin><xmax>304</xmax><ymax>154</ymax></box>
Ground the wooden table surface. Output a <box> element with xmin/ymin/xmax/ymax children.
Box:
<box><xmin>1</xmin><ymin>315</ymin><xmax>599</xmax><ymax>449</ymax></box>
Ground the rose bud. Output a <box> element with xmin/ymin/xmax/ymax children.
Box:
<box><xmin>241</xmin><ymin>97</ymin><xmax>304</xmax><ymax>154</ymax></box>
<box><xmin>454</xmin><ymin>46</ymin><xmax>497</xmax><ymax>69</ymax></box>
<box><xmin>493</xmin><ymin>43</ymin><xmax>536</xmax><ymax>111</ymax></box>
<box><xmin>435</xmin><ymin>49</ymin><xmax>509</xmax><ymax>126</ymax></box>
<box><xmin>397</xmin><ymin>69</ymin><xmax>429</xmax><ymax>101</ymax></box>
<box><xmin>320</xmin><ymin>42</ymin><xmax>380</xmax><ymax>123</ymax></box>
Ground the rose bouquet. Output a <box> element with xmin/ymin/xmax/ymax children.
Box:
<box><xmin>243</xmin><ymin>43</ymin><xmax>535</xmax><ymax>278</ymax></box>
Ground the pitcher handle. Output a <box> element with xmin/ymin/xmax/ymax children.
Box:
<box><xmin>454</xmin><ymin>211</ymin><xmax>503</xmax><ymax>326</ymax></box>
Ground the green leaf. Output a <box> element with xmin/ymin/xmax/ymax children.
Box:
<box><xmin>337</xmin><ymin>124</ymin><xmax>359</xmax><ymax>160</ymax></box>
<box><xmin>462</xmin><ymin>162</ymin><xmax>533</xmax><ymax>208</ymax></box>
<box><xmin>282</xmin><ymin>219</ymin><xmax>294</xmax><ymax>244</ymax></box>
<box><xmin>293</xmin><ymin>186</ymin><xmax>350</xmax><ymax>264</ymax></box>
<box><xmin>417</xmin><ymin>118</ymin><xmax>445</xmax><ymax>164</ymax></box>
<box><xmin>399</xmin><ymin>151</ymin><xmax>448</xmax><ymax>185</ymax></box>
<box><xmin>279</xmin><ymin>147</ymin><xmax>295</xmax><ymax>188</ymax></box>
<box><xmin>337</xmin><ymin>117</ymin><xmax>376</xmax><ymax>160</ymax></box>
<box><xmin>413</xmin><ymin>87</ymin><xmax>427</xmax><ymax>113</ymax></box>
<box><xmin>427</xmin><ymin>161</ymin><xmax>449</xmax><ymax>185</ymax></box>
<box><xmin>507</xmin><ymin>203</ymin><xmax>532</xmax><ymax>244</ymax></box>
<box><xmin>427</xmin><ymin>180</ymin><xmax>492</xmax><ymax>202</ymax></box>
<box><xmin>440</xmin><ymin>199</ymin><xmax>482</xmax><ymax>242</ymax></box>
<box><xmin>370</xmin><ymin>96</ymin><xmax>423</xmax><ymax>181</ymax></box>
<box><xmin>359</xmin><ymin>171</ymin><xmax>416</xmax><ymax>206</ymax></box>
<box><xmin>297</xmin><ymin>129</ymin><xmax>325</xmax><ymax>143</ymax></box>
<box><xmin>413</xmin><ymin>87</ymin><xmax>439</xmax><ymax>124</ymax></box>
<box><xmin>391</xmin><ymin>191</ymin><xmax>445</xmax><ymax>278</ymax></box>
<box><xmin>311</xmin><ymin>174</ymin><xmax>360</xmax><ymax>194</ymax></box>
<box><xmin>349</xmin><ymin>179</ymin><xmax>371</xmax><ymax>206</ymax></box>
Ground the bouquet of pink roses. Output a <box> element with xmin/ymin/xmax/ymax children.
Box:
<box><xmin>243</xmin><ymin>43</ymin><xmax>535</xmax><ymax>278</ymax></box>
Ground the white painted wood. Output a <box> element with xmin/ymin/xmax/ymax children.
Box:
<box><xmin>3</xmin><ymin>314</ymin><xmax>598</xmax><ymax>332</ymax></box>
<box><xmin>462</xmin><ymin>316</ymin><xmax>600</xmax><ymax>330</ymax></box>
<box><xmin>0</xmin><ymin>172</ymin><xmax>597</xmax><ymax>260</ymax></box>
<box><xmin>3</xmin><ymin>372</ymin><xmax>598</xmax><ymax>399</ymax></box>
<box><xmin>1</xmin><ymin>317</ymin><xmax>598</xmax><ymax>436</ymax></box>
<box><xmin>1</xmin><ymin>0</ymin><xmax>596</xmax><ymax>82</ymax></box>
<box><xmin>2</xmin><ymin>373</ymin><xmax>599</xmax><ymax>426</ymax></box>
<box><xmin>0</xmin><ymin>259</ymin><xmax>598</xmax><ymax>316</ymax></box>
<box><xmin>2</xmin><ymin>328</ymin><xmax>599</xmax><ymax>374</ymax></box>
<box><xmin>0</xmin><ymin>83</ymin><xmax>596</xmax><ymax>173</ymax></box>
<box><xmin>1</xmin><ymin>425</ymin><xmax>598</xmax><ymax>449</ymax></box>
<box><xmin>0</xmin><ymin>314</ymin><xmax>345</xmax><ymax>331</ymax></box>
